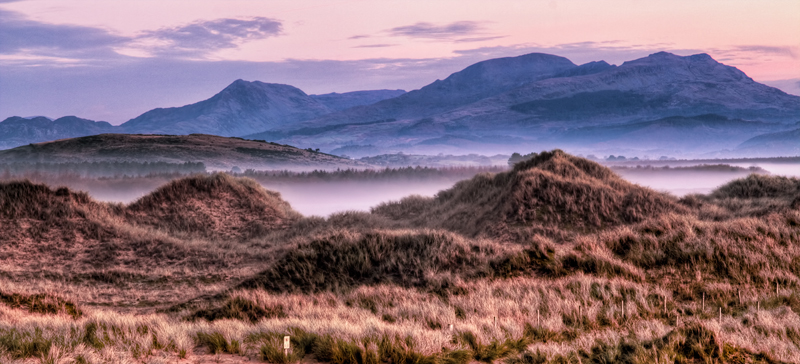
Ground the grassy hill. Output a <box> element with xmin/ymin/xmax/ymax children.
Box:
<box><xmin>1</xmin><ymin>151</ymin><xmax>799</xmax><ymax>363</ymax></box>
<box><xmin>0</xmin><ymin>133</ymin><xmax>363</xmax><ymax>170</ymax></box>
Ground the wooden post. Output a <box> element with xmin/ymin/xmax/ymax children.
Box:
<box><xmin>776</xmin><ymin>282</ymin><xmax>779</xmax><ymax>296</ymax></box>
<box><xmin>493</xmin><ymin>316</ymin><xmax>496</xmax><ymax>328</ymax></box>
<box><xmin>719</xmin><ymin>307</ymin><xmax>722</xmax><ymax>323</ymax></box>
<box><xmin>738</xmin><ymin>289</ymin><xmax>741</xmax><ymax>305</ymax></box>
<box><xmin>702</xmin><ymin>293</ymin><xmax>705</xmax><ymax>312</ymax></box>
<box><xmin>284</xmin><ymin>335</ymin><xmax>290</xmax><ymax>357</ymax></box>
<box><xmin>537</xmin><ymin>309</ymin><xmax>540</xmax><ymax>327</ymax></box>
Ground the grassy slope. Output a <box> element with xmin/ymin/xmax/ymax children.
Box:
<box><xmin>0</xmin><ymin>133</ymin><xmax>361</xmax><ymax>170</ymax></box>
<box><xmin>1</xmin><ymin>151</ymin><xmax>799</xmax><ymax>363</ymax></box>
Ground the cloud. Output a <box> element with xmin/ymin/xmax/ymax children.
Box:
<box><xmin>454</xmin><ymin>36</ymin><xmax>506</xmax><ymax>43</ymax></box>
<box><xmin>730</xmin><ymin>45</ymin><xmax>798</xmax><ymax>59</ymax></box>
<box><xmin>388</xmin><ymin>21</ymin><xmax>483</xmax><ymax>40</ymax></box>
<box><xmin>352</xmin><ymin>44</ymin><xmax>397</xmax><ymax>48</ymax></box>
<box><xmin>0</xmin><ymin>9</ymin><xmax>126</xmax><ymax>59</ymax></box>
<box><xmin>348</xmin><ymin>35</ymin><xmax>370</xmax><ymax>40</ymax></box>
<box><xmin>136</xmin><ymin>17</ymin><xmax>282</xmax><ymax>57</ymax></box>
<box><xmin>0</xmin><ymin>10</ymin><xmax>283</xmax><ymax>63</ymax></box>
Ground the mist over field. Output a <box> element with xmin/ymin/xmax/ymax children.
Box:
<box><xmin>2</xmin><ymin>160</ymin><xmax>798</xmax><ymax>216</ymax></box>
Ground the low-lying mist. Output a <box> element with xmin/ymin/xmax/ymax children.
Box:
<box><xmin>1</xmin><ymin>161</ymin><xmax>798</xmax><ymax>216</ymax></box>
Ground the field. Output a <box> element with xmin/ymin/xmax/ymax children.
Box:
<box><xmin>1</xmin><ymin>150</ymin><xmax>799</xmax><ymax>363</ymax></box>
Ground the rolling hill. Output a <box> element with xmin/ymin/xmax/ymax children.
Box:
<box><xmin>3</xmin><ymin>151</ymin><xmax>800</xmax><ymax>362</ymax></box>
<box><xmin>736</xmin><ymin>127</ymin><xmax>800</xmax><ymax>157</ymax></box>
<box><xmin>0</xmin><ymin>133</ymin><xmax>363</xmax><ymax>170</ymax></box>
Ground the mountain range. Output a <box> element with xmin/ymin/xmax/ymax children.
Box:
<box><xmin>1</xmin><ymin>51</ymin><xmax>798</xmax><ymax>158</ymax></box>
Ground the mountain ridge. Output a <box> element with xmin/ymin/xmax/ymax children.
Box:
<box><xmin>2</xmin><ymin>51</ymin><xmax>799</xmax><ymax>158</ymax></box>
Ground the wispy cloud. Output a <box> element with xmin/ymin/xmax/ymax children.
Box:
<box><xmin>352</xmin><ymin>44</ymin><xmax>397</xmax><ymax>48</ymax></box>
<box><xmin>0</xmin><ymin>10</ymin><xmax>284</xmax><ymax>63</ymax></box>
<box><xmin>136</xmin><ymin>17</ymin><xmax>282</xmax><ymax>57</ymax></box>
<box><xmin>454</xmin><ymin>36</ymin><xmax>506</xmax><ymax>43</ymax></box>
<box><xmin>730</xmin><ymin>45</ymin><xmax>798</xmax><ymax>58</ymax></box>
<box><xmin>388</xmin><ymin>21</ymin><xmax>484</xmax><ymax>40</ymax></box>
<box><xmin>0</xmin><ymin>9</ymin><xmax>126</xmax><ymax>59</ymax></box>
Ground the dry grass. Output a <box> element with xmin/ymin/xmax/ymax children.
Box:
<box><xmin>1</xmin><ymin>150</ymin><xmax>799</xmax><ymax>363</ymax></box>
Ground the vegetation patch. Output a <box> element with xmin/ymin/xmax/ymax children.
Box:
<box><xmin>0</xmin><ymin>291</ymin><xmax>82</xmax><ymax>319</ymax></box>
<box><xmin>188</xmin><ymin>297</ymin><xmax>287</xmax><ymax>323</ymax></box>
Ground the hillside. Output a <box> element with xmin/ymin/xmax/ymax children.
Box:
<box><xmin>549</xmin><ymin>114</ymin><xmax>787</xmax><ymax>154</ymax></box>
<box><xmin>736</xmin><ymin>127</ymin><xmax>800</xmax><ymax>157</ymax></box>
<box><xmin>372</xmin><ymin>149</ymin><xmax>686</xmax><ymax>238</ymax></box>
<box><xmin>310</xmin><ymin>89</ymin><xmax>407</xmax><ymax>112</ymax></box>
<box><xmin>0</xmin><ymin>133</ymin><xmax>363</xmax><ymax>170</ymax></box>
<box><xmin>0</xmin><ymin>116</ymin><xmax>115</xmax><ymax>149</ymax></box>
<box><xmin>126</xmin><ymin>173</ymin><xmax>301</xmax><ymax>240</ymax></box>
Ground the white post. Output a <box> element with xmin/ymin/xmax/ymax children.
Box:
<box><xmin>284</xmin><ymin>335</ymin><xmax>290</xmax><ymax>357</ymax></box>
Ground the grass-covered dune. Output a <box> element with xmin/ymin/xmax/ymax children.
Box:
<box><xmin>1</xmin><ymin>150</ymin><xmax>799</xmax><ymax>363</ymax></box>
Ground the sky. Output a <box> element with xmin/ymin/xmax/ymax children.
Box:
<box><xmin>1</xmin><ymin>0</ymin><xmax>799</xmax><ymax>124</ymax></box>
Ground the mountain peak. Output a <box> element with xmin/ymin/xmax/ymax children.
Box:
<box><xmin>635</xmin><ymin>51</ymin><xmax>718</xmax><ymax>66</ymax></box>
<box><xmin>121</xmin><ymin>79</ymin><xmax>330</xmax><ymax>136</ymax></box>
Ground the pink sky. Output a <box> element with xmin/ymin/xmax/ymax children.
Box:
<box><xmin>1</xmin><ymin>0</ymin><xmax>798</xmax><ymax>122</ymax></box>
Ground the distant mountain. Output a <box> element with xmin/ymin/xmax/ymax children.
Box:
<box><xmin>120</xmin><ymin>80</ymin><xmax>332</xmax><ymax>136</ymax></box>
<box><xmin>3</xmin><ymin>52</ymin><xmax>799</xmax><ymax>158</ymax></box>
<box><xmin>0</xmin><ymin>116</ymin><xmax>114</xmax><ymax>149</ymax></box>
<box><xmin>265</xmin><ymin>52</ymin><xmax>800</xmax><ymax>156</ymax></box>
<box><xmin>259</xmin><ymin>53</ymin><xmax>582</xmax><ymax>135</ymax></box>
<box><xmin>736</xmin><ymin>128</ymin><xmax>800</xmax><ymax>156</ymax></box>
<box><xmin>311</xmin><ymin>90</ymin><xmax>406</xmax><ymax>112</ymax></box>
<box><xmin>0</xmin><ymin>134</ymin><xmax>363</xmax><ymax>170</ymax></box>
